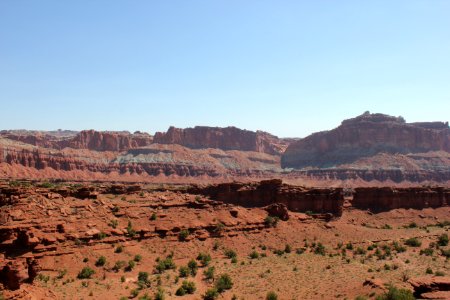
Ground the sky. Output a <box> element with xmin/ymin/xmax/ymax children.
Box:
<box><xmin>0</xmin><ymin>1</ymin><xmax>449</xmax><ymax>138</ymax></box>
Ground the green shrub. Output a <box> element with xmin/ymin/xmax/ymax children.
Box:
<box><xmin>155</xmin><ymin>256</ymin><xmax>176</xmax><ymax>273</ymax></box>
<box><xmin>382</xmin><ymin>224</ymin><xmax>393</xmax><ymax>229</ymax></box>
<box><xmin>115</xmin><ymin>245</ymin><xmax>124</xmax><ymax>253</ymax></box>
<box><xmin>197</xmin><ymin>252</ymin><xmax>212</xmax><ymax>266</ymax></box>
<box><xmin>284</xmin><ymin>244</ymin><xmax>292</xmax><ymax>253</ymax></box>
<box><xmin>138</xmin><ymin>272</ymin><xmax>149</xmax><ymax>284</ymax></box>
<box><xmin>441</xmin><ymin>248</ymin><xmax>450</xmax><ymax>258</ymax></box>
<box><xmin>150</xmin><ymin>213</ymin><xmax>157</xmax><ymax>221</ymax></box>
<box><xmin>392</xmin><ymin>241</ymin><xmax>406</xmax><ymax>253</ymax></box>
<box><xmin>203</xmin><ymin>288</ymin><xmax>219</xmax><ymax>300</ymax></box>
<box><xmin>126</xmin><ymin>260</ymin><xmax>136</xmax><ymax>271</ymax></box>
<box><xmin>407</xmin><ymin>222</ymin><xmax>418</xmax><ymax>228</ymax></box>
<box><xmin>435</xmin><ymin>271</ymin><xmax>445</xmax><ymax>276</ymax></box>
<box><xmin>224</xmin><ymin>249</ymin><xmax>237</xmax><ymax>259</ymax></box>
<box><xmin>375</xmin><ymin>285</ymin><xmax>414</xmax><ymax>300</ymax></box>
<box><xmin>438</xmin><ymin>234</ymin><xmax>449</xmax><ymax>246</ymax></box>
<box><xmin>154</xmin><ymin>288</ymin><xmax>165</xmax><ymax>300</ymax></box>
<box><xmin>78</xmin><ymin>267</ymin><xmax>95</xmax><ymax>279</ymax></box>
<box><xmin>420</xmin><ymin>248</ymin><xmax>434</xmax><ymax>256</ymax></box>
<box><xmin>426</xmin><ymin>267</ymin><xmax>433</xmax><ymax>274</ymax></box>
<box><xmin>203</xmin><ymin>266</ymin><xmax>215</xmax><ymax>281</ymax></box>
<box><xmin>95</xmin><ymin>256</ymin><xmax>106</xmax><ymax>267</ymax></box>
<box><xmin>113</xmin><ymin>261</ymin><xmax>126</xmax><ymax>272</ymax></box>
<box><xmin>266</xmin><ymin>291</ymin><xmax>278</xmax><ymax>300</ymax></box>
<box><xmin>249</xmin><ymin>251</ymin><xmax>259</xmax><ymax>259</ymax></box>
<box><xmin>176</xmin><ymin>280</ymin><xmax>196</xmax><ymax>296</ymax></box>
<box><xmin>178</xmin><ymin>229</ymin><xmax>190</xmax><ymax>241</ymax></box>
<box><xmin>355</xmin><ymin>247</ymin><xmax>366</xmax><ymax>255</ymax></box>
<box><xmin>188</xmin><ymin>259</ymin><xmax>198</xmax><ymax>276</ymax></box>
<box><xmin>404</xmin><ymin>238</ymin><xmax>421</xmax><ymax>247</ymax></box>
<box><xmin>346</xmin><ymin>243</ymin><xmax>354</xmax><ymax>250</ymax></box>
<box><xmin>264</xmin><ymin>216</ymin><xmax>279</xmax><ymax>227</ymax></box>
<box><xmin>179</xmin><ymin>266</ymin><xmax>189</xmax><ymax>278</ymax></box>
<box><xmin>215</xmin><ymin>274</ymin><xmax>233</xmax><ymax>292</ymax></box>
<box><xmin>134</xmin><ymin>254</ymin><xmax>142</xmax><ymax>262</ymax></box>
<box><xmin>314</xmin><ymin>243</ymin><xmax>326</xmax><ymax>256</ymax></box>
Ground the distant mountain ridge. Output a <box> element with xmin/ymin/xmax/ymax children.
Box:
<box><xmin>0</xmin><ymin>112</ymin><xmax>449</xmax><ymax>184</ymax></box>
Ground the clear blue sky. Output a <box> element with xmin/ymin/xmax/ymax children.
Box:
<box><xmin>1</xmin><ymin>1</ymin><xmax>449</xmax><ymax>138</ymax></box>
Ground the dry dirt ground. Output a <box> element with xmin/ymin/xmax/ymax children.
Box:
<box><xmin>1</xmin><ymin>183</ymin><xmax>450</xmax><ymax>300</ymax></box>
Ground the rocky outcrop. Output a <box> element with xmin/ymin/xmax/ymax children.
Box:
<box><xmin>353</xmin><ymin>187</ymin><xmax>450</xmax><ymax>212</ymax></box>
<box><xmin>0</xmin><ymin>258</ymin><xmax>40</xmax><ymax>290</ymax></box>
<box><xmin>0</xmin><ymin>130</ymin><xmax>153</xmax><ymax>152</ymax></box>
<box><xmin>409</xmin><ymin>277</ymin><xmax>450</xmax><ymax>299</ymax></box>
<box><xmin>61</xmin><ymin>130</ymin><xmax>153</xmax><ymax>151</ymax></box>
<box><xmin>154</xmin><ymin>126</ymin><xmax>289</xmax><ymax>155</ymax></box>
<box><xmin>282</xmin><ymin>112</ymin><xmax>450</xmax><ymax>168</ymax></box>
<box><xmin>188</xmin><ymin>179</ymin><xmax>345</xmax><ymax>216</ymax></box>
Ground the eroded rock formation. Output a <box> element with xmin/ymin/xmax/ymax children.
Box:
<box><xmin>282</xmin><ymin>112</ymin><xmax>450</xmax><ymax>169</ymax></box>
<box><xmin>188</xmin><ymin>179</ymin><xmax>345</xmax><ymax>216</ymax></box>
<box><xmin>353</xmin><ymin>187</ymin><xmax>450</xmax><ymax>212</ymax></box>
<box><xmin>154</xmin><ymin>126</ymin><xmax>289</xmax><ymax>155</ymax></box>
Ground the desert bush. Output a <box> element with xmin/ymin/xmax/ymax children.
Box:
<box><xmin>441</xmin><ymin>248</ymin><xmax>450</xmax><ymax>258</ymax></box>
<box><xmin>188</xmin><ymin>259</ymin><xmax>198</xmax><ymax>276</ymax></box>
<box><xmin>154</xmin><ymin>288</ymin><xmax>165</xmax><ymax>300</ymax></box>
<box><xmin>176</xmin><ymin>280</ymin><xmax>196</xmax><ymax>296</ymax></box>
<box><xmin>203</xmin><ymin>288</ymin><xmax>219</xmax><ymax>300</ymax></box>
<box><xmin>138</xmin><ymin>271</ymin><xmax>149</xmax><ymax>284</ymax></box>
<box><xmin>435</xmin><ymin>271</ymin><xmax>445</xmax><ymax>276</ymax></box>
<box><xmin>155</xmin><ymin>256</ymin><xmax>176</xmax><ymax>273</ymax></box>
<box><xmin>420</xmin><ymin>248</ymin><xmax>434</xmax><ymax>256</ymax></box>
<box><xmin>197</xmin><ymin>252</ymin><xmax>212</xmax><ymax>266</ymax></box>
<box><xmin>284</xmin><ymin>244</ymin><xmax>292</xmax><ymax>253</ymax></box>
<box><xmin>426</xmin><ymin>267</ymin><xmax>433</xmax><ymax>274</ymax></box>
<box><xmin>438</xmin><ymin>234</ymin><xmax>449</xmax><ymax>246</ymax></box>
<box><xmin>224</xmin><ymin>249</ymin><xmax>237</xmax><ymax>259</ymax></box>
<box><xmin>215</xmin><ymin>274</ymin><xmax>233</xmax><ymax>292</ymax></box>
<box><xmin>404</xmin><ymin>238</ymin><xmax>421</xmax><ymax>247</ymax></box>
<box><xmin>204</xmin><ymin>266</ymin><xmax>215</xmax><ymax>281</ymax></box>
<box><xmin>314</xmin><ymin>243</ymin><xmax>326</xmax><ymax>256</ymax></box>
<box><xmin>407</xmin><ymin>222</ymin><xmax>418</xmax><ymax>228</ymax></box>
<box><xmin>346</xmin><ymin>243</ymin><xmax>354</xmax><ymax>250</ymax></box>
<box><xmin>354</xmin><ymin>247</ymin><xmax>366</xmax><ymax>255</ymax></box>
<box><xmin>126</xmin><ymin>260</ymin><xmax>136</xmax><ymax>271</ymax></box>
<box><xmin>134</xmin><ymin>254</ymin><xmax>142</xmax><ymax>262</ymax></box>
<box><xmin>179</xmin><ymin>266</ymin><xmax>189</xmax><ymax>278</ymax></box>
<box><xmin>115</xmin><ymin>245</ymin><xmax>124</xmax><ymax>253</ymax></box>
<box><xmin>392</xmin><ymin>241</ymin><xmax>406</xmax><ymax>253</ymax></box>
<box><xmin>375</xmin><ymin>285</ymin><xmax>414</xmax><ymax>300</ymax></box>
<box><xmin>78</xmin><ymin>267</ymin><xmax>95</xmax><ymax>279</ymax></box>
<box><xmin>266</xmin><ymin>291</ymin><xmax>278</xmax><ymax>300</ymax></box>
<box><xmin>150</xmin><ymin>213</ymin><xmax>157</xmax><ymax>221</ymax></box>
<box><xmin>249</xmin><ymin>251</ymin><xmax>259</xmax><ymax>259</ymax></box>
<box><xmin>178</xmin><ymin>229</ymin><xmax>190</xmax><ymax>241</ymax></box>
<box><xmin>95</xmin><ymin>256</ymin><xmax>106</xmax><ymax>267</ymax></box>
<box><xmin>264</xmin><ymin>216</ymin><xmax>279</xmax><ymax>227</ymax></box>
<box><xmin>113</xmin><ymin>261</ymin><xmax>126</xmax><ymax>272</ymax></box>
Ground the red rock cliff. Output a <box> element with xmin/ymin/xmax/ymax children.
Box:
<box><xmin>188</xmin><ymin>179</ymin><xmax>345</xmax><ymax>216</ymax></box>
<box><xmin>282</xmin><ymin>112</ymin><xmax>450</xmax><ymax>168</ymax></box>
<box><xmin>154</xmin><ymin>126</ymin><xmax>288</xmax><ymax>155</ymax></box>
<box><xmin>353</xmin><ymin>187</ymin><xmax>450</xmax><ymax>212</ymax></box>
<box><xmin>61</xmin><ymin>130</ymin><xmax>153</xmax><ymax>151</ymax></box>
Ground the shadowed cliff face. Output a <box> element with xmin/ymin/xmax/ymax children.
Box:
<box><xmin>282</xmin><ymin>112</ymin><xmax>450</xmax><ymax>169</ymax></box>
<box><xmin>154</xmin><ymin>126</ymin><xmax>289</xmax><ymax>155</ymax></box>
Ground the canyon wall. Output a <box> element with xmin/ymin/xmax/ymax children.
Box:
<box><xmin>282</xmin><ymin>112</ymin><xmax>450</xmax><ymax>169</ymax></box>
<box><xmin>188</xmin><ymin>179</ymin><xmax>345</xmax><ymax>216</ymax></box>
<box><xmin>154</xmin><ymin>126</ymin><xmax>289</xmax><ymax>155</ymax></box>
<box><xmin>353</xmin><ymin>187</ymin><xmax>450</xmax><ymax>212</ymax></box>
